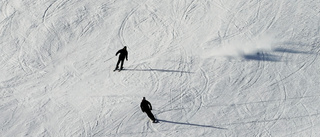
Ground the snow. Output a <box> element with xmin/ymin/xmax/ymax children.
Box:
<box><xmin>1</xmin><ymin>0</ymin><xmax>320</xmax><ymax>136</ymax></box>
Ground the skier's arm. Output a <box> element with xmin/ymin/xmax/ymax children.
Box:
<box><xmin>148</xmin><ymin>102</ymin><xmax>152</xmax><ymax>110</ymax></box>
<box><xmin>115</xmin><ymin>50</ymin><xmax>120</xmax><ymax>56</ymax></box>
<box><xmin>140</xmin><ymin>104</ymin><xmax>144</xmax><ymax>112</ymax></box>
<box><xmin>126</xmin><ymin>53</ymin><xmax>128</xmax><ymax>61</ymax></box>
<box><xmin>125</xmin><ymin>51</ymin><xmax>128</xmax><ymax>60</ymax></box>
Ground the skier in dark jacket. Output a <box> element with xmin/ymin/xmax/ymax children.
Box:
<box><xmin>140</xmin><ymin>97</ymin><xmax>157</xmax><ymax>123</ymax></box>
<box><xmin>115</xmin><ymin>46</ymin><xmax>128</xmax><ymax>70</ymax></box>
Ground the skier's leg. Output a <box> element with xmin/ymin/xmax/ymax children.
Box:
<box><xmin>146</xmin><ymin>111</ymin><xmax>156</xmax><ymax>121</ymax></box>
<box><xmin>120</xmin><ymin>59</ymin><xmax>124</xmax><ymax>70</ymax></box>
<box><xmin>115</xmin><ymin>59</ymin><xmax>121</xmax><ymax>70</ymax></box>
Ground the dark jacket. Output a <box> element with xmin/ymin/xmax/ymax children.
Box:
<box><xmin>140</xmin><ymin>99</ymin><xmax>152</xmax><ymax>112</ymax></box>
<box><xmin>116</xmin><ymin>48</ymin><xmax>128</xmax><ymax>60</ymax></box>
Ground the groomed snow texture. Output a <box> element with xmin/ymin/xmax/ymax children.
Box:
<box><xmin>1</xmin><ymin>0</ymin><xmax>320</xmax><ymax>136</ymax></box>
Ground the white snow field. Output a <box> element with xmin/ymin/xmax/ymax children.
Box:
<box><xmin>1</xmin><ymin>0</ymin><xmax>320</xmax><ymax>136</ymax></box>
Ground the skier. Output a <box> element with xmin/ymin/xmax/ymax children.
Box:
<box><xmin>140</xmin><ymin>97</ymin><xmax>158</xmax><ymax>123</ymax></box>
<box><xmin>115</xmin><ymin>46</ymin><xmax>128</xmax><ymax>71</ymax></box>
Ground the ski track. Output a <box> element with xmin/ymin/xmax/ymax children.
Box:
<box><xmin>1</xmin><ymin>0</ymin><xmax>320</xmax><ymax>136</ymax></box>
<box><xmin>118</xmin><ymin>4</ymin><xmax>141</xmax><ymax>47</ymax></box>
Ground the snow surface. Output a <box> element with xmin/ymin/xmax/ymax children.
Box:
<box><xmin>1</xmin><ymin>0</ymin><xmax>320</xmax><ymax>136</ymax></box>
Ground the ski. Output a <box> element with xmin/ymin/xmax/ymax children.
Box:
<box><xmin>113</xmin><ymin>69</ymin><xmax>124</xmax><ymax>72</ymax></box>
<box><xmin>149</xmin><ymin>119</ymin><xmax>159</xmax><ymax>123</ymax></box>
<box><xmin>153</xmin><ymin>119</ymin><xmax>159</xmax><ymax>123</ymax></box>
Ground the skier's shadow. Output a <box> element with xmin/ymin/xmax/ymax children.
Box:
<box><xmin>124</xmin><ymin>68</ymin><xmax>193</xmax><ymax>73</ymax></box>
<box><xmin>157</xmin><ymin>119</ymin><xmax>227</xmax><ymax>130</ymax></box>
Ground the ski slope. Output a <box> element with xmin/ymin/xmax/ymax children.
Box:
<box><xmin>1</xmin><ymin>0</ymin><xmax>320</xmax><ymax>136</ymax></box>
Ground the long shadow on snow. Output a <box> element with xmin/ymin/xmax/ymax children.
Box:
<box><xmin>243</xmin><ymin>45</ymin><xmax>319</xmax><ymax>62</ymax></box>
<box><xmin>242</xmin><ymin>52</ymin><xmax>282</xmax><ymax>62</ymax></box>
<box><xmin>157</xmin><ymin>119</ymin><xmax>227</xmax><ymax>130</ymax></box>
<box><xmin>124</xmin><ymin>68</ymin><xmax>193</xmax><ymax>73</ymax></box>
<box><xmin>274</xmin><ymin>47</ymin><xmax>316</xmax><ymax>54</ymax></box>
